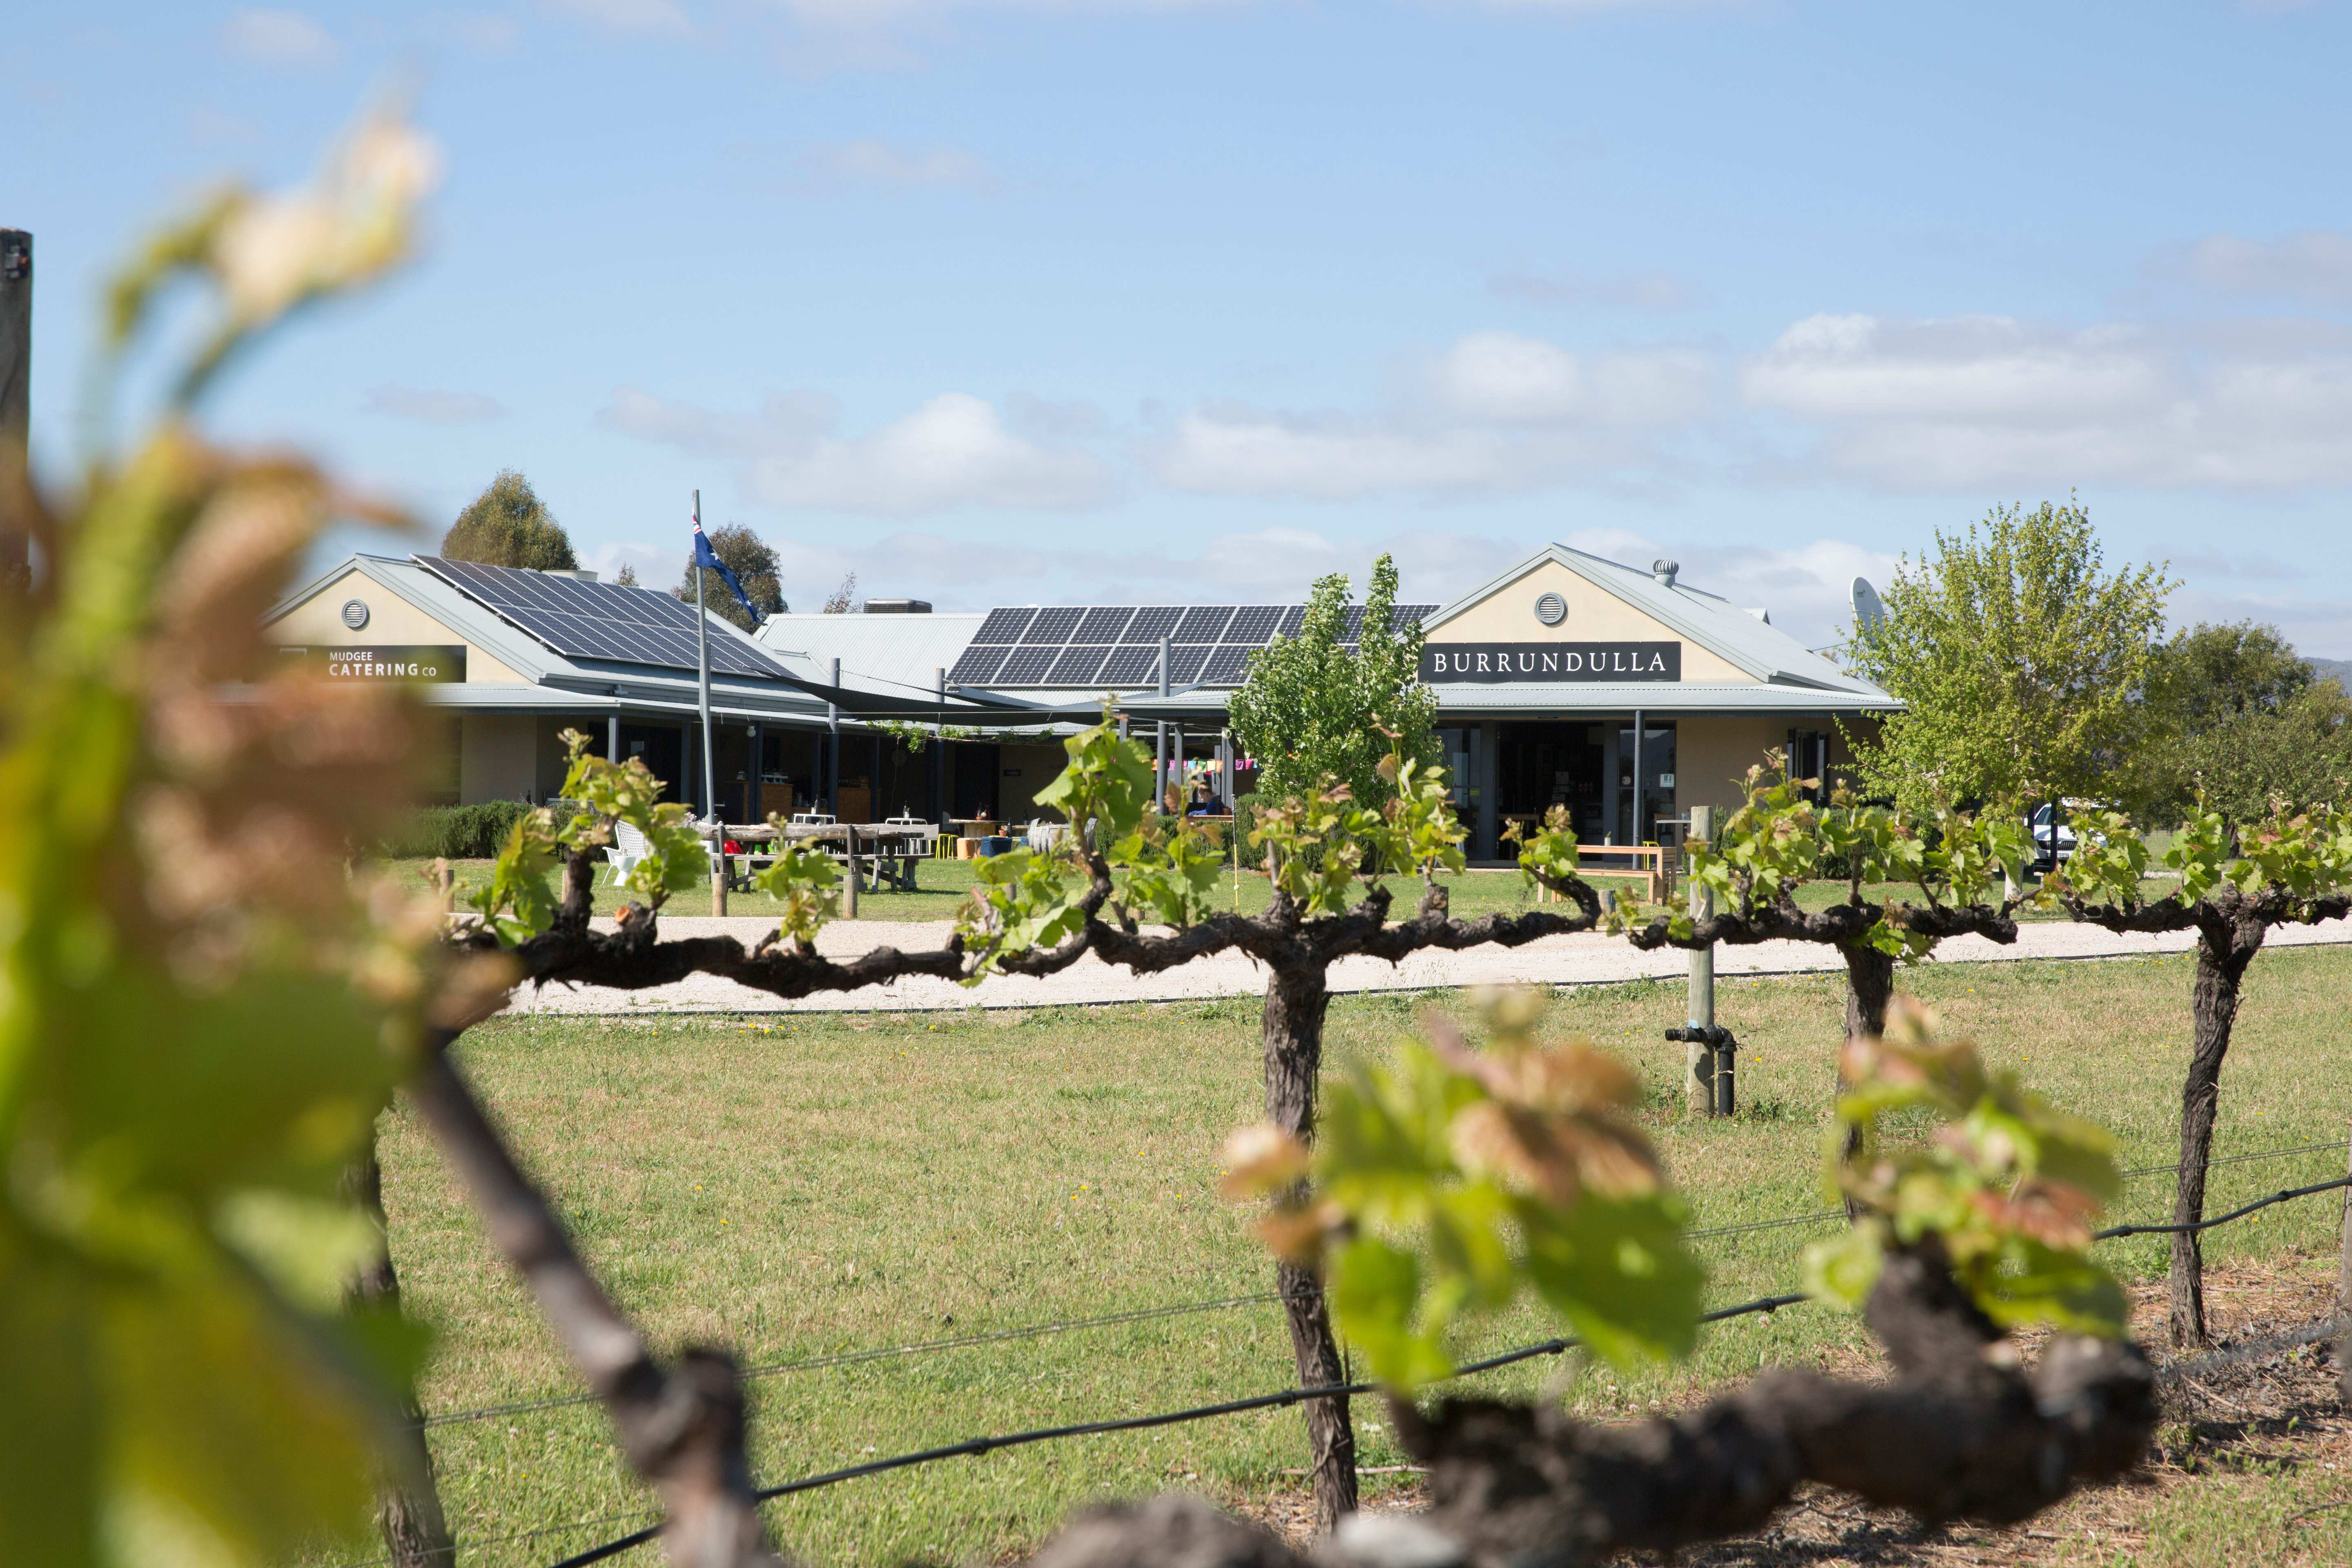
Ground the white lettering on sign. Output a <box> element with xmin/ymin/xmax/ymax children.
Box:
<box><xmin>1419</xmin><ymin>640</ymin><xmax>1680</xmax><ymax>684</ymax></box>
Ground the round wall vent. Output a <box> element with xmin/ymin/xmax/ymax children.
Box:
<box><xmin>1533</xmin><ymin>591</ymin><xmax>1567</xmax><ymax>627</ymax></box>
<box><xmin>341</xmin><ymin>598</ymin><xmax>370</xmax><ymax>631</ymax></box>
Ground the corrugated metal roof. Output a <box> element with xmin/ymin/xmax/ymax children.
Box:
<box><xmin>270</xmin><ymin>554</ymin><xmax>835</xmax><ymax>722</ymax></box>
<box><xmin>1422</xmin><ymin>544</ymin><xmax>1882</xmax><ymax>696</ymax></box>
<box><xmin>756</xmin><ymin>612</ymin><xmax>990</xmax><ymax>702</ymax></box>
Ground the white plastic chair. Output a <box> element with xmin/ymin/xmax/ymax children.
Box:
<box><xmin>601</xmin><ymin>820</ymin><xmax>651</xmax><ymax>886</ymax></box>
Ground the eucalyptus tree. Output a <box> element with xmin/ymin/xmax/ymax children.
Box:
<box><xmin>441</xmin><ymin>468</ymin><xmax>577</xmax><ymax>571</ymax></box>
<box><xmin>2047</xmin><ymin>804</ymin><xmax>2352</xmax><ymax>1345</ymax></box>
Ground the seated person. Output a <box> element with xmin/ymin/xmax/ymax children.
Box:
<box><xmin>1185</xmin><ymin>782</ymin><xmax>1220</xmax><ymax>816</ymax></box>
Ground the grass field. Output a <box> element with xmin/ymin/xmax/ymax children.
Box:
<box><xmin>365</xmin><ymin>942</ymin><xmax>2352</xmax><ymax>1567</ymax></box>
<box><xmin>375</xmin><ymin>854</ymin><xmax>2159</xmax><ymax>926</ymax></box>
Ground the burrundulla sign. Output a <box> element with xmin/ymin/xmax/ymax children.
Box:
<box><xmin>1419</xmin><ymin>640</ymin><xmax>1680</xmax><ymax>683</ymax></box>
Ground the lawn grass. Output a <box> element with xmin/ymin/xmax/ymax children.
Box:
<box><xmin>369</xmin><ymin>944</ymin><xmax>2352</xmax><ymax>1567</ymax></box>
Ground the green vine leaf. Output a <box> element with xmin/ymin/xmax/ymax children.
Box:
<box><xmin>1808</xmin><ymin>999</ymin><xmax>2127</xmax><ymax>1336</ymax></box>
<box><xmin>1224</xmin><ymin>991</ymin><xmax>1704</xmax><ymax>1391</ymax></box>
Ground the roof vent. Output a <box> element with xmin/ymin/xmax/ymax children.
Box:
<box><xmin>543</xmin><ymin>568</ymin><xmax>599</xmax><ymax>582</ymax></box>
<box><xmin>863</xmin><ymin>598</ymin><xmax>933</xmax><ymax>614</ymax></box>
<box><xmin>1650</xmin><ymin>559</ymin><xmax>1679</xmax><ymax>586</ymax></box>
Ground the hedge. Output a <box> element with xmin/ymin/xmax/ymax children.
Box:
<box><xmin>374</xmin><ymin>800</ymin><xmax>580</xmax><ymax>860</ymax></box>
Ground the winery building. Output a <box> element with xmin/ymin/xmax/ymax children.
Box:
<box><xmin>268</xmin><ymin>541</ymin><xmax>1895</xmax><ymax>860</ymax></box>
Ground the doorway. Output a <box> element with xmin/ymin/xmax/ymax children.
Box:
<box><xmin>1495</xmin><ymin>723</ymin><xmax>1608</xmax><ymax>843</ymax></box>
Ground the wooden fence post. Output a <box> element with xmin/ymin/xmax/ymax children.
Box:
<box><xmin>1685</xmin><ymin>804</ymin><xmax>1715</xmax><ymax>1117</ymax></box>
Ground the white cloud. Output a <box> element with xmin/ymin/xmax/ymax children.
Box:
<box><xmin>1151</xmin><ymin>330</ymin><xmax>1714</xmax><ymax>501</ymax></box>
<box><xmin>1152</xmin><ymin>410</ymin><xmax>1600</xmax><ymax>500</ymax></box>
<box><xmin>220</xmin><ymin>8</ymin><xmax>340</xmax><ymax>67</ymax></box>
<box><xmin>584</xmin><ymin>540</ymin><xmax>669</xmax><ymax>588</ymax></box>
<box><xmin>1431</xmin><ymin>332</ymin><xmax>1714</xmax><ymax>425</ymax></box>
<box><xmin>1489</xmin><ymin>269</ymin><xmax>1710</xmax><ymax>310</ymax></box>
<box><xmin>806</xmin><ymin>140</ymin><xmax>999</xmax><ymax>189</ymax></box>
<box><xmin>1741</xmin><ymin>312</ymin><xmax>2352</xmax><ymax>491</ymax></box>
<box><xmin>539</xmin><ymin>0</ymin><xmax>692</xmax><ymax>36</ymax></box>
<box><xmin>600</xmin><ymin>388</ymin><xmax>1116</xmax><ymax>514</ymax></box>
<box><xmin>2149</xmin><ymin>232</ymin><xmax>2352</xmax><ymax>308</ymax></box>
<box><xmin>365</xmin><ymin>386</ymin><xmax>507</xmax><ymax>425</ymax></box>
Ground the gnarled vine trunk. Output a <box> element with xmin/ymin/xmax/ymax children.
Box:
<box><xmin>2172</xmin><ymin>909</ymin><xmax>2265</xmax><ymax>1347</ymax></box>
<box><xmin>1261</xmin><ymin>961</ymin><xmax>1358</xmax><ymax>1532</ymax></box>
<box><xmin>1841</xmin><ymin>943</ymin><xmax>1895</xmax><ymax>1043</ymax></box>
<box><xmin>344</xmin><ymin>1132</ymin><xmax>455</xmax><ymax>1568</ymax></box>
<box><xmin>1835</xmin><ymin>944</ymin><xmax>1897</xmax><ymax>1217</ymax></box>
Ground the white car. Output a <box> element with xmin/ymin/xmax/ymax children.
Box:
<box><xmin>2030</xmin><ymin>800</ymin><xmax>2107</xmax><ymax>869</ymax></box>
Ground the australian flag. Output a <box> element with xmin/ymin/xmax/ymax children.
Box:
<box><xmin>692</xmin><ymin>518</ymin><xmax>766</xmax><ymax>626</ymax></box>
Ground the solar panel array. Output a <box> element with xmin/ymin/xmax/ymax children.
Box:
<box><xmin>946</xmin><ymin>603</ymin><xmax>1438</xmax><ymax>689</ymax></box>
<box><xmin>418</xmin><ymin>556</ymin><xmax>791</xmax><ymax>679</ymax></box>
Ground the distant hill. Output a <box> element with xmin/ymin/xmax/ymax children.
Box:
<box><xmin>2314</xmin><ymin>656</ymin><xmax>2352</xmax><ymax>688</ymax></box>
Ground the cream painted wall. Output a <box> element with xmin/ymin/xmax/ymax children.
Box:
<box><xmin>1431</xmin><ymin>560</ymin><xmax>1754</xmax><ymax>684</ymax></box>
<box><xmin>1673</xmin><ymin>715</ymin><xmax>1879</xmax><ymax>816</ymax></box>
<box><xmin>268</xmin><ymin>568</ymin><xmax>532</xmax><ymax>685</ymax></box>
<box><xmin>460</xmin><ymin>714</ymin><xmax>538</xmax><ymax>804</ymax></box>
<box><xmin>1676</xmin><ymin>717</ymin><xmax>1790</xmax><ymax>814</ymax></box>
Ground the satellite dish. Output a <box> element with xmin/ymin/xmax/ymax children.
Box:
<box><xmin>1851</xmin><ymin>577</ymin><xmax>1888</xmax><ymax>634</ymax></box>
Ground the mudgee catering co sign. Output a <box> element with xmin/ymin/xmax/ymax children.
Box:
<box><xmin>1420</xmin><ymin>640</ymin><xmax>1681</xmax><ymax>684</ymax></box>
<box><xmin>281</xmin><ymin>645</ymin><xmax>468</xmax><ymax>682</ymax></box>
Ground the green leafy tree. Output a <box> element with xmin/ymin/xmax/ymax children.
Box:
<box><xmin>672</xmin><ymin>522</ymin><xmax>786</xmax><ymax>631</ymax></box>
<box><xmin>2126</xmin><ymin>622</ymin><xmax>2352</xmax><ymax>828</ymax></box>
<box><xmin>1845</xmin><ymin>499</ymin><xmax>2172</xmax><ymax>815</ymax></box>
<box><xmin>1227</xmin><ymin>554</ymin><xmax>1434</xmax><ymax>817</ymax></box>
<box><xmin>440</xmin><ymin>469</ymin><xmax>577</xmax><ymax>571</ymax></box>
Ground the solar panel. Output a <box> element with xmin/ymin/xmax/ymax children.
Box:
<box><xmin>1049</xmin><ymin>645</ymin><xmax>1112</xmax><ymax>686</ymax></box>
<box><xmin>956</xmin><ymin>600</ymin><xmax>1437</xmax><ymax>687</ymax></box>
<box><xmin>1213</xmin><ymin>606</ymin><xmax>1275</xmax><ymax>645</ymax></box>
<box><xmin>1074</xmin><ymin>606</ymin><xmax>1136</xmax><ymax>642</ymax></box>
<box><xmin>995</xmin><ymin>646</ymin><xmax>1060</xmax><ymax>684</ymax></box>
<box><xmin>1100</xmin><ymin>646</ymin><xmax>1162</xmax><ymax>687</ymax></box>
<box><xmin>973</xmin><ymin>607</ymin><xmax>1036</xmax><ymax>644</ymax></box>
<box><xmin>1022</xmin><ymin>607</ymin><xmax>1085</xmax><ymax>644</ymax></box>
<box><xmin>1122</xmin><ymin>607</ymin><xmax>1184</xmax><ymax>644</ymax></box>
<box><xmin>1201</xmin><ymin>645</ymin><xmax>1256</xmax><ymax>685</ymax></box>
<box><xmin>418</xmin><ymin>557</ymin><xmax>788</xmax><ymax>679</ymax></box>
<box><xmin>1174</xmin><ymin>605</ymin><xmax>1236</xmax><ymax>643</ymax></box>
<box><xmin>949</xmin><ymin>646</ymin><xmax>1009</xmax><ymax>685</ymax></box>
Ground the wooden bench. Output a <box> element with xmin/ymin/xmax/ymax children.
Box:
<box><xmin>1532</xmin><ymin>843</ymin><xmax>1672</xmax><ymax>904</ymax></box>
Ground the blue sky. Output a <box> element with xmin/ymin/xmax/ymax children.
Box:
<box><xmin>9</xmin><ymin>0</ymin><xmax>2351</xmax><ymax>652</ymax></box>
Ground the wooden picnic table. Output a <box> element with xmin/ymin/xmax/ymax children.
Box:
<box><xmin>716</xmin><ymin>820</ymin><xmax>939</xmax><ymax>893</ymax></box>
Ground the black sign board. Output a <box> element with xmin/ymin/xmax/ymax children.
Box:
<box><xmin>282</xmin><ymin>645</ymin><xmax>468</xmax><ymax>682</ymax></box>
<box><xmin>1421</xmin><ymin>641</ymin><xmax>1680</xmax><ymax>684</ymax></box>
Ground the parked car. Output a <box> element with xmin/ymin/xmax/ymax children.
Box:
<box><xmin>2029</xmin><ymin>800</ymin><xmax>2109</xmax><ymax>871</ymax></box>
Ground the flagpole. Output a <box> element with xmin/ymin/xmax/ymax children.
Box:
<box><xmin>694</xmin><ymin>488</ymin><xmax>714</xmax><ymax>823</ymax></box>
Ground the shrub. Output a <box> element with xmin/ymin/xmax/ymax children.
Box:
<box><xmin>374</xmin><ymin>800</ymin><xmax>578</xmax><ymax>860</ymax></box>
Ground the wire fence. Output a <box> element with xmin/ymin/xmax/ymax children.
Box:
<box><xmin>343</xmin><ymin>1138</ymin><xmax>2352</xmax><ymax>1568</ymax></box>
<box><xmin>403</xmin><ymin>1137</ymin><xmax>2352</xmax><ymax>1437</ymax></box>
<box><xmin>539</xmin><ymin>1170</ymin><xmax>2352</xmax><ymax>1568</ymax></box>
